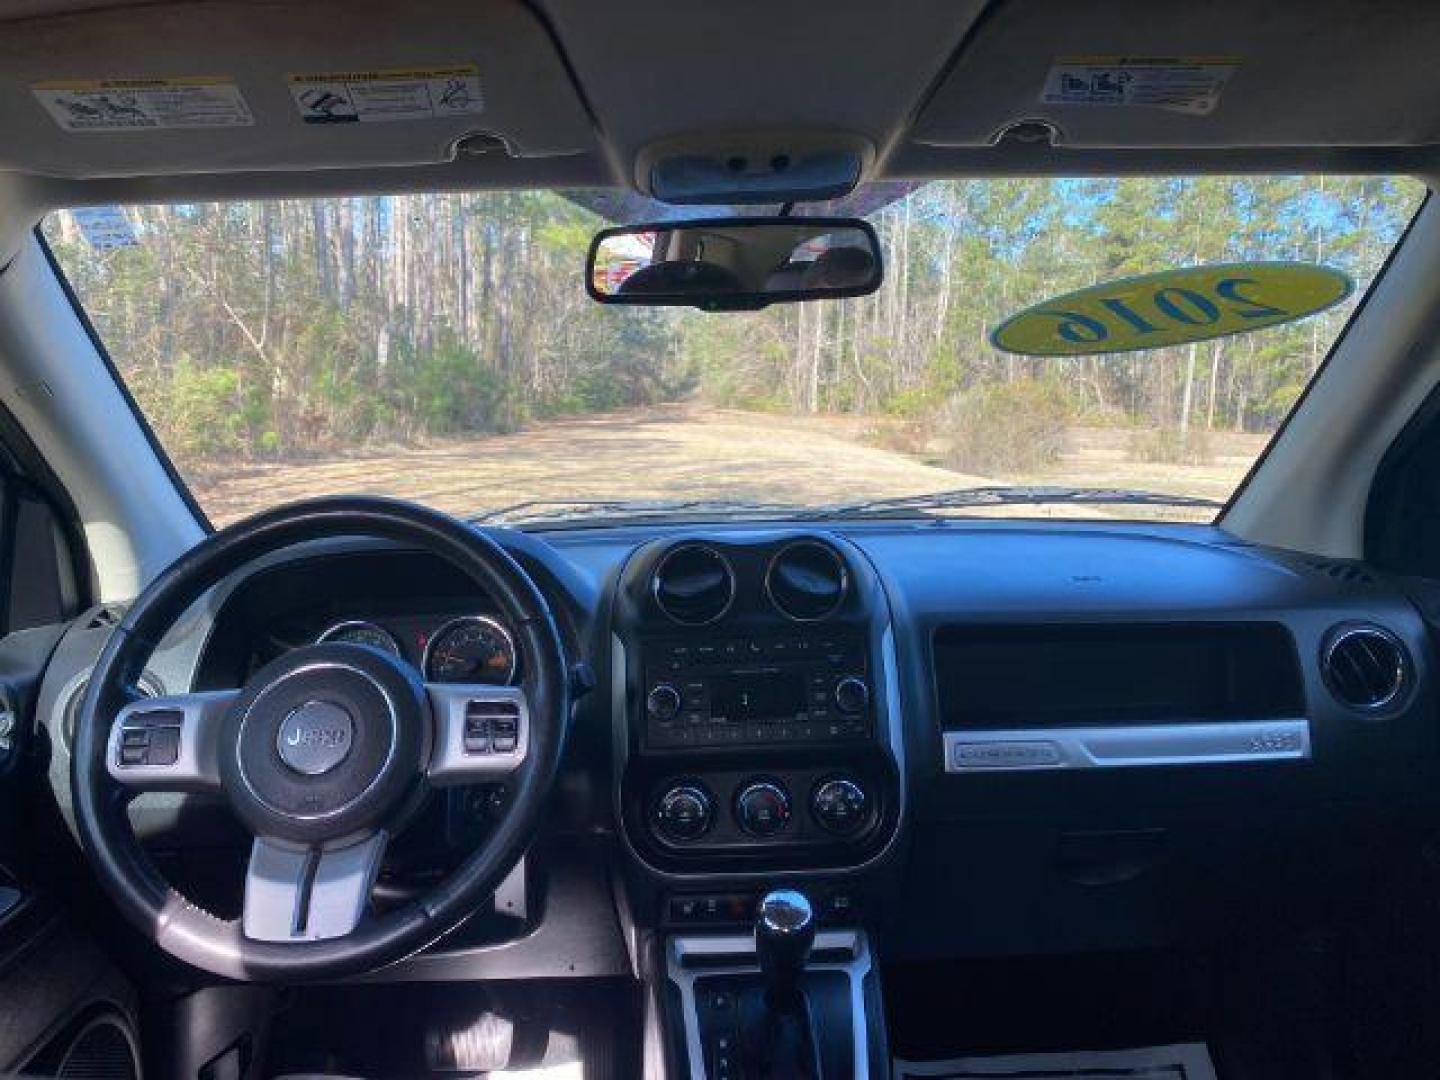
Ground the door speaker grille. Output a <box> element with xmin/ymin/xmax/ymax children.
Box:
<box><xmin>54</xmin><ymin>1015</ymin><xmax>139</xmax><ymax>1080</ymax></box>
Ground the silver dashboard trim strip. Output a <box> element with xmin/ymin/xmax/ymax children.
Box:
<box><xmin>942</xmin><ymin>719</ymin><xmax>1310</xmax><ymax>772</ymax></box>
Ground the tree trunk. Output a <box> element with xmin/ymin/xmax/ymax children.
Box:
<box><xmin>1178</xmin><ymin>342</ymin><xmax>1198</xmax><ymax>447</ymax></box>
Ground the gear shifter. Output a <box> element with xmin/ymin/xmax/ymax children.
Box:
<box><xmin>756</xmin><ymin>889</ymin><xmax>816</xmax><ymax>1010</ymax></box>
<box><xmin>741</xmin><ymin>889</ymin><xmax>822</xmax><ymax>1077</ymax></box>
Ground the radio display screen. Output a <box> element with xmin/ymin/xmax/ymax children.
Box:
<box><xmin>711</xmin><ymin>672</ymin><xmax>808</xmax><ymax>723</ymax></box>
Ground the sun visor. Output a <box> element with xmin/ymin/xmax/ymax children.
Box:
<box><xmin>0</xmin><ymin>0</ymin><xmax>597</xmax><ymax>178</ymax></box>
<box><xmin>912</xmin><ymin>0</ymin><xmax>1440</xmax><ymax>149</ymax></box>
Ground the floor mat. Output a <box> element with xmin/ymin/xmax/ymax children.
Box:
<box><xmin>894</xmin><ymin>1042</ymin><xmax>1217</xmax><ymax>1079</ymax></box>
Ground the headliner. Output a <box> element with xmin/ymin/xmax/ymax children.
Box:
<box><xmin>0</xmin><ymin>0</ymin><xmax>1434</xmax><ymax>248</ymax></box>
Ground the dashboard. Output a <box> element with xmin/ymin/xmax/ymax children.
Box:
<box><xmin>31</xmin><ymin>518</ymin><xmax>1440</xmax><ymax>978</ymax></box>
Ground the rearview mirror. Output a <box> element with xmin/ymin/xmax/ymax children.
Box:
<box><xmin>586</xmin><ymin>216</ymin><xmax>883</xmax><ymax>311</ymax></box>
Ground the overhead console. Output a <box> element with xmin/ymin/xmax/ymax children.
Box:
<box><xmin>611</xmin><ymin>534</ymin><xmax>902</xmax><ymax>877</ymax></box>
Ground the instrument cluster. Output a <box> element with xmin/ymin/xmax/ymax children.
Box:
<box><xmin>312</xmin><ymin>612</ymin><xmax>518</xmax><ymax>684</ymax></box>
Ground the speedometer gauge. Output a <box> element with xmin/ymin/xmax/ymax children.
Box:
<box><xmin>423</xmin><ymin>615</ymin><xmax>518</xmax><ymax>684</ymax></box>
<box><xmin>317</xmin><ymin>620</ymin><xmax>403</xmax><ymax>657</ymax></box>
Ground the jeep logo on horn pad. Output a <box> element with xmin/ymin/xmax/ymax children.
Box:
<box><xmin>276</xmin><ymin>700</ymin><xmax>355</xmax><ymax>776</ymax></box>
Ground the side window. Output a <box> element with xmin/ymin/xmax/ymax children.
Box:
<box><xmin>1370</xmin><ymin>383</ymin><xmax>1440</xmax><ymax>577</ymax></box>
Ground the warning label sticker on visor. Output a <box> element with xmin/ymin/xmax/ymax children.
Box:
<box><xmin>32</xmin><ymin>77</ymin><xmax>254</xmax><ymax>131</ymax></box>
<box><xmin>1040</xmin><ymin>56</ymin><xmax>1238</xmax><ymax>115</ymax></box>
<box><xmin>287</xmin><ymin>66</ymin><xmax>484</xmax><ymax>124</ymax></box>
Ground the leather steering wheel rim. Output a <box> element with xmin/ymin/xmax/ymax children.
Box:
<box><xmin>71</xmin><ymin>496</ymin><xmax>570</xmax><ymax>982</ymax></box>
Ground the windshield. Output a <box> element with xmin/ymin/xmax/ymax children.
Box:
<box><xmin>43</xmin><ymin>176</ymin><xmax>1426</xmax><ymax>527</ymax></box>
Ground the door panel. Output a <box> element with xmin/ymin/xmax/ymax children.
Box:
<box><xmin>0</xmin><ymin>480</ymin><xmax>138</xmax><ymax>1074</ymax></box>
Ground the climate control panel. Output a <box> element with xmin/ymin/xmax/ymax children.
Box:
<box><xmin>652</xmin><ymin>773</ymin><xmax>873</xmax><ymax>846</ymax></box>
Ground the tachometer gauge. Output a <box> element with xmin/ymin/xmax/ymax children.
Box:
<box><xmin>423</xmin><ymin>615</ymin><xmax>517</xmax><ymax>684</ymax></box>
<box><xmin>317</xmin><ymin>620</ymin><xmax>403</xmax><ymax>657</ymax></box>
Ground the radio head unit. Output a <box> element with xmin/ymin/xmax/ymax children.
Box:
<box><xmin>642</xmin><ymin>633</ymin><xmax>872</xmax><ymax>749</ymax></box>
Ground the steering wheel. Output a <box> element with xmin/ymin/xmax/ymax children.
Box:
<box><xmin>70</xmin><ymin>497</ymin><xmax>570</xmax><ymax>981</ymax></box>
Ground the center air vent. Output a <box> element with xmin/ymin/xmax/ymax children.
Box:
<box><xmin>1322</xmin><ymin>624</ymin><xmax>1410</xmax><ymax>711</ymax></box>
<box><xmin>652</xmin><ymin>544</ymin><xmax>735</xmax><ymax>625</ymax></box>
<box><xmin>766</xmin><ymin>540</ymin><xmax>849</xmax><ymax>622</ymax></box>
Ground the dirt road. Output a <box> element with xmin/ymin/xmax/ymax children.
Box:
<box><xmin>188</xmin><ymin>405</ymin><xmax>1265</xmax><ymax>526</ymax></box>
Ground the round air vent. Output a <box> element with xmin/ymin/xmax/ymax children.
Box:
<box><xmin>766</xmin><ymin>540</ymin><xmax>849</xmax><ymax>622</ymax></box>
<box><xmin>1322</xmin><ymin>624</ymin><xmax>1410</xmax><ymax>711</ymax></box>
<box><xmin>652</xmin><ymin>544</ymin><xmax>735</xmax><ymax>625</ymax></box>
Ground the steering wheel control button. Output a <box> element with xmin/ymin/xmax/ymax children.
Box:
<box><xmin>145</xmin><ymin>726</ymin><xmax>182</xmax><ymax>766</ymax></box>
<box><xmin>116</xmin><ymin>708</ymin><xmax>184</xmax><ymax>767</ymax></box>
<box><xmin>735</xmin><ymin>780</ymin><xmax>792</xmax><ymax>837</ymax></box>
<box><xmin>276</xmin><ymin>700</ymin><xmax>355</xmax><ymax>776</ymax></box>
<box><xmin>833</xmin><ymin>676</ymin><xmax>869</xmax><ymax>714</ymax></box>
<box><xmin>463</xmin><ymin>698</ymin><xmax>521</xmax><ymax>753</ymax></box>
<box><xmin>655</xmin><ymin>782</ymin><xmax>715</xmax><ymax>841</ymax></box>
<box><xmin>811</xmin><ymin>777</ymin><xmax>869</xmax><ymax>835</ymax></box>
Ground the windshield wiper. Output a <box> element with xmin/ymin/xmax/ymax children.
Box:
<box><xmin>471</xmin><ymin>497</ymin><xmax>805</xmax><ymax>525</ymax></box>
<box><xmin>796</xmin><ymin>485</ymin><xmax>1224</xmax><ymax>520</ymax></box>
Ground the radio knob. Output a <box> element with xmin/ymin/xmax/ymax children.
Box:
<box><xmin>655</xmin><ymin>783</ymin><xmax>714</xmax><ymax>842</ymax></box>
<box><xmin>735</xmin><ymin>780</ymin><xmax>792</xmax><ymax>837</ymax></box>
<box><xmin>834</xmin><ymin>677</ymin><xmax>869</xmax><ymax>714</ymax></box>
<box><xmin>811</xmin><ymin>777</ymin><xmax>869</xmax><ymax>835</ymax></box>
<box><xmin>646</xmin><ymin>683</ymin><xmax>683</xmax><ymax>723</ymax></box>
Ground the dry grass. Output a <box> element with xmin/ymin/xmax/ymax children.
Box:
<box><xmin>187</xmin><ymin>406</ymin><xmax>1268</xmax><ymax>527</ymax></box>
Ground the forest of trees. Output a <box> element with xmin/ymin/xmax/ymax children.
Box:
<box><xmin>43</xmin><ymin>175</ymin><xmax>1426</xmax><ymax>475</ymax></box>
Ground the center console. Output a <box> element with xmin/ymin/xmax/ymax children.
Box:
<box><xmin>610</xmin><ymin>533</ymin><xmax>904</xmax><ymax>1077</ymax></box>
<box><xmin>613</xmin><ymin>534</ymin><xmax>902</xmax><ymax>875</ymax></box>
<box><xmin>665</xmin><ymin>892</ymin><xmax>888</xmax><ymax>1080</ymax></box>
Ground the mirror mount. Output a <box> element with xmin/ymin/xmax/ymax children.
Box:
<box><xmin>586</xmin><ymin>216</ymin><xmax>884</xmax><ymax>311</ymax></box>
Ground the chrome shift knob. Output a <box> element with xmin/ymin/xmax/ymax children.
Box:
<box><xmin>755</xmin><ymin>889</ymin><xmax>815</xmax><ymax>1009</ymax></box>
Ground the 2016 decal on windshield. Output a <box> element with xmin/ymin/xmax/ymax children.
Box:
<box><xmin>990</xmin><ymin>262</ymin><xmax>1354</xmax><ymax>357</ymax></box>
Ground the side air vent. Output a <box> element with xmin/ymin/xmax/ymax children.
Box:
<box><xmin>766</xmin><ymin>540</ymin><xmax>849</xmax><ymax>622</ymax></box>
<box><xmin>1301</xmin><ymin>557</ymin><xmax>1376</xmax><ymax>586</ymax></box>
<box><xmin>85</xmin><ymin>604</ymin><xmax>125</xmax><ymax>630</ymax></box>
<box><xmin>652</xmin><ymin>544</ymin><xmax>735</xmax><ymax>625</ymax></box>
<box><xmin>1322</xmin><ymin>624</ymin><xmax>1410</xmax><ymax>712</ymax></box>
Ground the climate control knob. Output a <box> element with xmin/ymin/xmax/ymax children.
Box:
<box><xmin>811</xmin><ymin>777</ymin><xmax>869</xmax><ymax>835</ymax></box>
<box><xmin>834</xmin><ymin>676</ymin><xmax>869</xmax><ymax>714</ymax></box>
<box><xmin>654</xmin><ymin>783</ymin><xmax>714</xmax><ymax>842</ymax></box>
<box><xmin>646</xmin><ymin>683</ymin><xmax>682</xmax><ymax>723</ymax></box>
<box><xmin>735</xmin><ymin>780</ymin><xmax>792</xmax><ymax>837</ymax></box>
